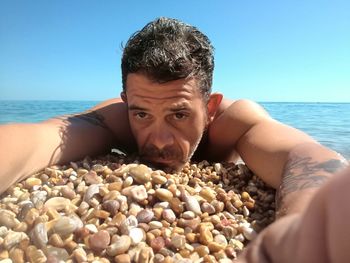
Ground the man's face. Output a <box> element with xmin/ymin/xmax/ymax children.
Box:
<box><xmin>123</xmin><ymin>73</ymin><xmax>209</xmax><ymax>172</ymax></box>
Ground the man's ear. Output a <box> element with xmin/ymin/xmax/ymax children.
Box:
<box><xmin>207</xmin><ymin>93</ymin><xmax>223</xmax><ymax>121</ymax></box>
<box><xmin>121</xmin><ymin>92</ymin><xmax>127</xmax><ymax>103</ymax></box>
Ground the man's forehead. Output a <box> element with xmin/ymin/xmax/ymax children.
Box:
<box><xmin>125</xmin><ymin>73</ymin><xmax>201</xmax><ymax>95</ymax></box>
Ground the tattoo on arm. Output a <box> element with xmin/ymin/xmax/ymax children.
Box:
<box><xmin>276</xmin><ymin>156</ymin><xmax>347</xmax><ymax>213</ymax></box>
<box><xmin>61</xmin><ymin>110</ymin><xmax>108</xmax><ymax>129</ymax></box>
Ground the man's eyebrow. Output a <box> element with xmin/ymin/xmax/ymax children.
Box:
<box><xmin>128</xmin><ymin>104</ymin><xmax>149</xmax><ymax>111</ymax></box>
<box><xmin>168</xmin><ymin>103</ymin><xmax>191</xmax><ymax>111</ymax></box>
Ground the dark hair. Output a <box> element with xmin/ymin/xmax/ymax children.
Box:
<box><xmin>121</xmin><ymin>17</ymin><xmax>214</xmax><ymax>98</ymax></box>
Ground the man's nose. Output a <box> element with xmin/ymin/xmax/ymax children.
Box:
<box><xmin>148</xmin><ymin>126</ymin><xmax>174</xmax><ymax>150</ymax></box>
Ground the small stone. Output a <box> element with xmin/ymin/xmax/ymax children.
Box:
<box><xmin>46</xmin><ymin>247</ymin><xmax>70</xmax><ymax>262</ymax></box>
<box><xmin>222</xmin><ymin>226</ymin><xmax>237</xmax><ymax>240</ymax></box>
<box><xmin>243</xmin><ymin>206</ymin><xmax>250</xmax><ymax>217</ymax></box>
<box><xmin>229</xmin><ymin>239</ymin><xmax>244</xmax><ymax>251</ymax></box>
<box><xmin>102</xmin><ymin>200</ymin><xmax>120</xmax><ymax>216</ymax></box>
<box><xmin>84</xmin><ymin>171</ymin><xmax>103</xmax><ymax>185</ymax></box>
<box><xmin>119</xmin><ymin>215</ymin><xmax>138</xmax><ymax>235</ymax></box>
<box><xmin>171</xmin><ymin>235</ymin><xmax>186</xmax><ymax>249</ymax></box>
<box><xmin>44</xmin><ymin>197</ymin><xmax>70</xmax><ymax>211</ymax></box>
<box><xmin>30</xmin><ymin>222</ymin><xmax>48</xmax><ymax>248</ymax></box>
<box><xmin>214</xmin><ymin>234</ymin><xmax>228</xmax><ymax>246</ymax></box>
<box><xmin>162</xmin><ymin>209</ymin><xmax>176</xmax><ymax>223</ymax></box>
<box><xmin>83</xmin><ymin>184</ymin><xmax>100</xmax><ymax>202</ymax></box>
<box><xmin>155</xmin><ymin>189</ymin><xmax>173</xmax><ymax>202</ymax></box>
<box><xmin>199</xmin><ymin>227</ymin><xmax>213</xmax><ymax>245</ymax></box>
<box><xmin>9</xmin><ymin>248</ymin><xmax>25</xmax><ymax>263</ymax></box>
<box><xmin>136</xmin><ymin>209</ymin><xmax>154</xmax><ymax>224</ymax></box>
<box><xmin>128</xmin><ymin>164</ymin><xmax>151</xmax><ymax>184</ymax></box>
<box><xmin>201</xmin><ymin>202</ymin><xmax>216</xmax><ymax>214</ymax></box>
<box><xmin>199</xmin><ymin>187</ymin><xmax>216</xmax><ymax>202</ymax></box>
<box><xmin>106</xmin><ymin>235</ymin><xmax>131</xmax><ymax>256</ymax></box>
<box><xmin>182</xmin><ymin>211</ymin><xmax>195</xmax><ymax>219</ymax></box>
<box><xmin>73</xmin><ymin>247</ymin><xmax>88</xmax><ymax>262</ymax></box>
<box><xmin>242</xmin><ymin>225</ymin><xmax>257</xmax><ymax>241</ymax></box>
<box><xmin>150</xmin><ymin>236</ymin><xmax>165</xmax><ymax>252</ymax></box>
<box><xmin>3</xmin><ymin>231</ymin><xmax>28</xmax><ymax>250</ymax></box>
<box><xmin>169</xmin><ymin>197</ymin><xmax>184</xmax><ymax>214</ymax></box>
<box><xmin>151</xmin><ymin>173</ymin><xmax>168</xmax><ymax>185</ymax></box>
<box><xmin>149</xmin><ymin>221</ymin><xmax>163</xmax><ymax>230</ymax></box>
<box><xmin>208</xmin><ymin>241</ymin><xmax>226</xmax><ymax>253</ymax></box>
<box><xmin>130</xmin><ymin>185</ymin><xmax>148</xmax><ymax>202</ymax></box>
<box><xmin>52</xmin><ymin>216</ymin><xmax>79</xmax><ymax>236</ymax></box>
<box><xmin>61</xmin><ymin>186</ymin><xmax>76</xmax><ymax>199</ymax></box>
<box><xmin>25</xmin><ymin>178</ymin><xmax>42</xmax><ymax>189</ymax></box>
<box><xmin>129</xmin><ymin>227</ymin><xmax>144</xmax><ymax>245</ymax></box>
<box><xmin>89</xmin><ymin>230</ymin><xmax>111</xmax><ymax>252</ymax></box>
<box><xmin>114</xmin><ymin>254</ymin><xmax>131</xmax><ymax>263</ymax></box>
<box><xmin>85</xmin><ymin>224</ymin><xmax>98</xmax><ymax>233</ymax></box>
<box><xmin>183</xmin><ymin>195</ymin><xmax>202</xmax><ymax>215</ymax></box>
<box><xmin>0</xmin><ymin>209</ymin><xmax>20</xmax><ymax>229</ymax></box>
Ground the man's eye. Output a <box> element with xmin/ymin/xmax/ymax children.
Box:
<box><xmin>135</xmin><ymin>112</ymin><xmax>148</xmax><ymax>119</ymax></box>
<box><xmin>173</xmin><ymin>112</ymin><xmax>188</xmax><ymax>120</ymax></box>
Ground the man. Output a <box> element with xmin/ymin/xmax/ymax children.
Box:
<box><xmin>0</xmin><ymin>16</ymin><xmax>347</xmax><ymax>235</ymax></box>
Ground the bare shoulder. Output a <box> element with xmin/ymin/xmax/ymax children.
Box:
<box><xmin>216</xmin><ymin>98</ymin><xmax>270</xmax><ymax>124</ymax></box>
<box><xmin>209</xmin><ymin>98</ymin><xmax>271</xmax><ymax>145</ymax></box>
<box><xmin>46</xmin><ymin>98</ymin><xmax>136</xmax><ymax>153</ymax></box>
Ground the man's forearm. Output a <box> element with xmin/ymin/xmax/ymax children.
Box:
<box><xmin>276</xmin><ymin>142</ymin><xmax>348</xmax><ymax>217</ymax></box>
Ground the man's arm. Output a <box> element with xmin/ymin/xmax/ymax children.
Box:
<box><xmin>0</xmin><ymin>98</ymin><xmax>132</xmax><ymax>194</ymax></box>
<box><xmin>237</xmin><ymin>166</ymin><xmax>350</xmax><ymax>263</ymax></box>
<box><xmin>211</xmin><ymin>99</ymin><xmax>347</xmax><ymax>216</ymax></box>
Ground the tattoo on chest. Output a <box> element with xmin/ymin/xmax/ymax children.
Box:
<box><xmin>276</xmin><ymin>156</ymin><xmax>347</xmax><ymax>213</ymax></box>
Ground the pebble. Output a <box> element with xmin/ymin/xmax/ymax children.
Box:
<box><xmin>0</xmin><ymin>209</ymin><xmax>20</xmax><ymax>229</ymax></box>
<box><xmin>119</xmin><ymin>215</ymin><xmax>138</xmax><ymax>235</ymax></box>
<box><xmin>183</xmin><ymin>195</ymin><xmax>202</xmax><ymax>215</ymax></box>
<box><xmin>162</xmin><ymin>209</ymin><xmax>176</xmax><ymax>223</ymax></box>
<box><xmin>83</xmin><ymin>184</ymin><xmax>100</xmax><ymax>202</ymax></box>
<box><xmin>84</xmin><ymin>171</ymin><xmax>103</xmax><ymax>185</ymax></box>
<box><xmin>52</xmin><ymin>216</ymin><xmax>79</xmax><ymax>236</ymax></box>
<box><xmin>129</xmin><ymin>227</ymin><xmax>145</xmax><ymax>245</ymax></box>
<box><xmin>150</xmin><ymin>236</ymin><xmax>165</xmax><ymax>252</ymax></box>
<box><xmin>31</xmin><ymin>222</ymin><xmax>48</xmax><ymax>248</ymax></box>
<box><xmin>106</xmin><ymin>235</ymin><xmax>131</xmax><ymax>256</ymax></box>
<box><xmin>149</xmin><ymin>221</ymin><xmax>163</xmax><ymax>230</ymax></box>
<box><xmin>114</xmin><ymin>254</ymin><xmax>131</xmax><ymax>263</ymax></box>
<box><xmin>242</xmin><ymin>225</ymin><xmax>257</xmax><ymax>241</ymax></box>
<box><xmin>3</xmin><ymin>231</ymin><xmax>28</xmax><ymax>250</ymax></box>
<box><xmin>130</xmin><ymin>185</ymin><xmax>148</xmax><ymax>202</ymax></box>
<box><xmin>128</xmin><ymin>164</ymin><xmax>151</xmax><ymax>184</ymax></box>
<box><xmin>182</xmin><ymin>211</ymin><xmax>195</xmax><ymax>219</ymax></box>
<box><xmin>171</xmin><ymin>235</ymin><xmax>186</xmax><ymax>249</ymax></box>
<box><xmin>155</xmin><ymin>189</ymin><xmax>173</xmax><ymax>202</ymax></box>
<box><xmin>89</xmin><ymin>230</ymin><xmax>111</xmax><ymax>252</ymax></box>
<box><xmin>136</xmin><ymin>209</ymin><xmax>154</xmax><ymax>223</ymax></box>
<box><xmin>44</xmin><ymin>197</ymin><xmax>70</xmax><ymax>211</ymax></box>
<box><xmin>0</xmin><ymin>157</ymin><xmax>276</xmax><ymax>262</ymax></box>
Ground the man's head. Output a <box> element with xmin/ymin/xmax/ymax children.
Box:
<box><xmin>121</xmin><ymin>17</ymin><xmax>222</xmax><ymax>172</ymax></box>
<box><xmin>121</xmin><ymin>17</ymin><xmax>214</xmax><ymax>99</ymax></box>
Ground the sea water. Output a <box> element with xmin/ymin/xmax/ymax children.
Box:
<box><xmin>0</xmin><ymin>100</ymin><xmax>349</xmax><ymax>159</ymax></box>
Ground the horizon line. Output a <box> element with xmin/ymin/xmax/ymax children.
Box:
<box><xmin>0</xmin><ymin>99</ymin><xmax>349</xmax><ymax>104</ymax></box>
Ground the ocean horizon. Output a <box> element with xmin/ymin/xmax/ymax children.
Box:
<box><xmin>1</xmin><ymin>100</ymin><xmax>349</xmax><ymax>159</ymax></box>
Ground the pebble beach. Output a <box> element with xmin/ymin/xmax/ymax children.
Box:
<box><xmin>0</xmin><ymin>153</ymin><xmax>276</xmax><ymax>263</ymax></box>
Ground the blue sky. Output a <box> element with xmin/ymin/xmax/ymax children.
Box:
<box><xmin>0</xmin><ymin>0</ymin><xmax>349</xmax><ymax>102</ymax></box>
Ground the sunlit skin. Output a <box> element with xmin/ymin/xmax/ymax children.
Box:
<box><xmin>121</xmin><ymin>73</ymin><xmax>217</xmax><ymax>172</ymax></box>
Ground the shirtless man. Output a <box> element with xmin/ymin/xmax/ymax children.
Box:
<box><xmin>0</xmin><ymin>17</ymin><xmax>348</xmax><ymax>261</ymax></box>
